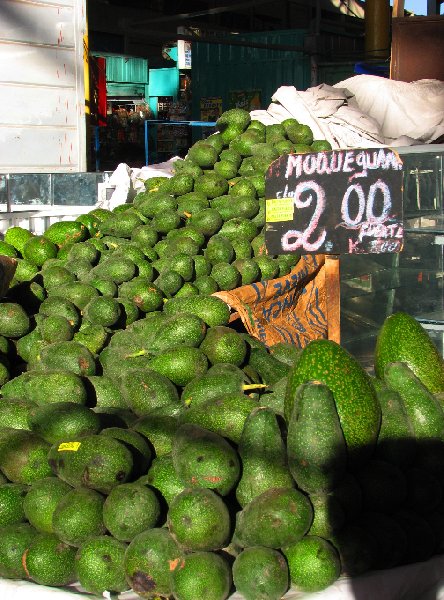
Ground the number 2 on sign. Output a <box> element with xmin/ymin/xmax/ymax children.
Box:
<box><xmin>281</xmin><ymin>181</ymin><xmax>326</xmax><ymax>252</ymax></box>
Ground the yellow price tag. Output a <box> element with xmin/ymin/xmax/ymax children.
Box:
<box><xmin>58</xmin><ymin>442</ymin><xmax>81</xmax><ymax>452</ymax></box>
<box><xmin>266</xmin><ymin>198</ymin><xmax>294</xmax><ymax>222</ymax></box>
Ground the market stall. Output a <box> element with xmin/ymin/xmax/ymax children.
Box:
<box><xmin>0</xmin><ymin>75</ymin><xmax>443</xmax><ymax>600</ymax></box>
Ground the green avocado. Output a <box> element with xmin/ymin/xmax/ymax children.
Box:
<box><xmin>375</xmin><ymin>311</ymin><xmax>444</xmax><ymax>393</ymax></box>
<box><xmin>285</xmin><ymin>339</ymin><xmax>381</xmax><ymax>466</ymax></box>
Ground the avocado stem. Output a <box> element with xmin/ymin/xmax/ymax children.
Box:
<box><xmin>124</xmin><ymin>349</ymin><xmax>148</xmax><ymax>358</ymax></box>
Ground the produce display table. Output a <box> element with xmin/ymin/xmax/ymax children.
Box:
<box><xmin>2</xmin><ymin>554</ymin><xmax>444</xmax><ymax>600</ymax></box>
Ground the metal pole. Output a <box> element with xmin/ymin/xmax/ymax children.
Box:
<box><xmin>365</xmin><ymin>0</ymin><xmax>391</xmax><ymax>60</ymax></box>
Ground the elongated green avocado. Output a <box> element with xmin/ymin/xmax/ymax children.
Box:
<box><xmin>285</xmin><ymin>339</ymin><xmax>381</xmax><ymax>465</ymax></box>
<box><xmin>374</xmin><ymin>311</ymin><xmax>444</xmax><ymax>393</ymax></box>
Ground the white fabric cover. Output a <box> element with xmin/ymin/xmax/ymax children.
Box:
<box><xmin>250</xmin><ymin>75</ymin><xmax>444</xmax><ymax>149</ymax></box>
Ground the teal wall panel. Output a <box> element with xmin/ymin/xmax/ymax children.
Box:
<box><xmin>106</xmin><ymin>82</ymin><xmax>149</xmax><ymax>98</ymax></box>
<box><xmin>148</xmin><ymin>68</ymin><xmax>180</xmax><ymax>98</ymax></box>
<box><xmin>103</xmin><ymin>55</ymin><xmax>149</xmax><ymax>84</ymax></box>
<box><xmin>191</xmin><ymin>29</ymin><xmax>310</xmax><ymax>119</ymax></box>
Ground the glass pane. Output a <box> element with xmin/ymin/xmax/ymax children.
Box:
<box><xmin>8</xmin><ymin>174</ymin><xmax>51</xmax><ymax>206</ymax></box>
<box><xmin>52</xmin><ymin>173</ymin><xmax>102</xmax><ymax>206</ymax></box>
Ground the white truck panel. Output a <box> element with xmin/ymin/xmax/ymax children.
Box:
<box><xmin>0</xmin><ymin>0</ymin><xmax>87</xmax><ymax>173</ymax></box>
<box><xmin>1</xmin><ymin>0</ymin><xmax>75</xmax><ymax>47</ymax></box>
<box><xmin>0</xmin><ymin>128</ymin><xmax>80</xmax><ymax>171</ymax></box>
<box><xmin>0</xmin><ymin>44</ymin><xmax>77</xmax><ymax>87</ymax></box>
<box><xmin>0</xmin><ymin>85</ymin><xmax>78</xmax><ymax>127</ymax></box>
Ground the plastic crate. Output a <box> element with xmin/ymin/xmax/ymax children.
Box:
<box><xmin>0</xmin><ymin>206</ymin><xmax>92</xmax><ymax>237</ymax></box>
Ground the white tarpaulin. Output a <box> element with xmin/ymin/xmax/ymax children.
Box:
<box><xmin>251</xmin><ymin>75</ymin><xmax>444</xmax><ymax>150</ymax></box>
<box><xmin>333</xmin><ymin>75</ymin><xmax>444</xmax><ymax>145</ymax></box>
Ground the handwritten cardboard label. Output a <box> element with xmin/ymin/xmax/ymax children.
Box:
<box><xmin>265</xmin><ymin>148</ymin><xmax>404</xmax><ymax>255</ymax></box>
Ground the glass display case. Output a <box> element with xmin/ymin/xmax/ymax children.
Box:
<box><xmin>340</xmin><ymin>144</ymin><xmax>444</xmax><ymax>369</ymax></box>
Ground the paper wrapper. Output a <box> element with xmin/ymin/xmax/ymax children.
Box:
<box><xmin>0</xmin><ymin>256</ymin><xmax>17</xmax><ymax>298</ymax></box>
<box><xmin>213</xmin><ymin>254</ymin><xmax>327</xmax><ymax>348</ymax></box>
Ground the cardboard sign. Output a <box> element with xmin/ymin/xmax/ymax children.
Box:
<box><xmin>265</xmin><ymin>148</ymin><xmax>404</xmax><ymax>255</ymax></box>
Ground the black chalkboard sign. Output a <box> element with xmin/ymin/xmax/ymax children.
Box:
<box><xmin>265</xmin><ymin>148</ymin><xmax>404</xmax><ymax>255</ymax></box>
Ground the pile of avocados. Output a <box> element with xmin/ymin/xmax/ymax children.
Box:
<box><xmin>0</xmin><ymin>108</ymin><xmax>443</xmax><ymax>599</ymax></box>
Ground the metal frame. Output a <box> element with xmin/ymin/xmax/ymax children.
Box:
<box><xmin>143</xmin><ymin>120</ymin><xmax>216</xmax><ymax>165</ymax></box>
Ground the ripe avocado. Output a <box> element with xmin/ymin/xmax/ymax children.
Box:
<box><xmin>118</xmin><ymin>278</ymin><xmax>164</xmax><ymax>313</ymax></box>
<box><xmin>285</xmin><ymin>339</ymin><xmax>381</xmax><ymax>466</ymax></box>
<box><xmin>232</xmin><ymin>258</ymin><xmax>260</xmax><ymax>285</ymax></box>
<box><xmin>171</xmin><ymin>551</ymin><xmax>232</xmax><ymax>600</ymax></box>
<box><xmin>53</xmin><ymin>281</ymin><xmax>99</xmax><ymax>310</ymax></box>
<box><xmin>23</xmin><ymin>477</ymin><xmax>72</xmax><ymax>534</ymax></box>
<box><xmin>98</xmin><ymin>211</ymin><xmax>144</xmax><ymax>238</ymax></box>
<box><xmin>0</xmin><ymin>483</ymin><xmax>28</xmax><ymax>526</ymax></box>
<box><xmin>148</xmin><ymin>346</ymin><xmax>208</xmax><ymax>387</ymax></box>
<box><xmin>0</xmin><ymin>399</ymin><xmax>35</xmax><ymax>431</ymax></box>
<box><xmin>286</xmin><ymin>382</ymin><xmax>347</xmax><ymax>494</ymax></box>
<box><xmin>119</xmin><ymin>368</ymin><xmax>179</xmax><ymax>416</ymax></box>
<box><xmin>204</xmin><ymin>235</ymin><xmax>235</xmax><ymax>265</ymax></box>
<box><xmin>30</xmin><ymin>340</ymin><xmax>96</xmax><ymax>376</ymax></box>
<box><xmin>176</xmin><ymin>192</ymin><xmax>209</xmax><ymax>215</ymax></box>
<box><xmin>150</xmin><ymin>312</ymin><xmax>207</xmax><ymax>354</ymax></box>
<box><xmin>103</xmin><ymin>483</ymin><xmax>160</xmax><ymax>542</ymax></box>
<box><xmin>248</xmin><ymin>347</ymin><xmax>289</xmax><ymax>385</ymax></box>
<box><xmin>38</xmin><ymin>314</ymin><xmax>74</xmax><ymax>344</ymax></box>
<box><xmin>0</xmin><ymin>431</ymin><xmax>52</xmax><ymax>484</ymax></box>
<box><xmin>48</xmin><ymin>434</ymin><xmax>133</xmax><ymax>493</ymax></box>
<box><xmin>41</xmin><ymin>265</ymin><xmax>76</xmax><ymax>290</ymax></box>
<box><xmin>236</xmin><ymin>407</ymin><xmax>294</xmax><ymax>507</ymax></box>
<box><xmin>232</xmin><ymin>546</ymin><xmax>289</xmax><ymax>600</ymax></box>
<box><xmin>144</xmin><ymin>453</ymin><xmax>186</xmax><ymax>505</ymax></box>
<box><xmin>235</xmin><ymin>487</ymin><xmax>313</xmax><ymax>549</ymax></box>
<box><xmin>22</xmin><ymin>235</ymin><xmax>58</xmax><ymax>266</ymax></box>
<box><xmin>83</xmin><ymin>296</ymin><xmax>121</xmax><ymax>327</ymax></box>
<box><xmin>172</xmin><ymin>423</ymin><xmax>240</xmax><ymax>496</ymax></box>
<box><xmin>1</xmin><ymin>369</ymin><xmax>87</xmax><ymax>406</ymax></box>
<box><xmin>283</xmin><ymin>535</ymin><xmax>340</xmax><ymax>593</ymax></box>
<box><xmin>44</xmin><ymin>220</ymin><xmax>88</xmax><ymax>247</ymax></box>
<box><xmin>93</xmin><ymin>254</ymin><xmax>138</xmax><ymax>284</ymax></box>
<box><xmin>230</xmin><ymin>236</ymin><xmax>254</xmax><ymax>260</ymax></box>
<box><xmin>74</xmin><ymin>322</ymin><xmax>109</xmax><ymax>356</ymax></box>
<box><xmin>374</xmin><ymin>384</ymin><xmax>416</xmax><ymax>466</ymax></box>
<box><xmin>375</xmin><ymin>311</ymin><xmax>444</xmax><ymax>393</ymax></box>
<box><xmin>28</xmin><ymin>401</ymin><xmax>100</xmax><ymax>443</ymax></box>
<box><xmin>187</xmin><ymin>143</ymin><xmax>219</xmax><ymax>168</ymax></box>
<box><xmin>0</xmin><ymin>523</ymin><xmax>38</xmax><ymax>579</ymax></box>
<box><xmin>75</xmin><ymin>535</ymin><xmax>128</xmax><ymax>596</ymax></box>
<box><xmin>217</xmin><ymin>108</ymin><xmax>251</xmax><ymax>132</ymax></box>
<box><xmin>167</xmin><ymin>487</ymin><xmax>231</xmax><ymax>552</ymax></box>
<box><xmin>211</xmin><ymin>263</ymin><xmax>241</xmax><ymax>290</ymax></box>
<box><xmin>22</xmin><ymin>533</ymin><xmax>77</xmax><ymax>586</ymax></box>
<box><xmin>39</xmin><ymin>295</ymin><xmax>80</xmax><ymax>328</ymax></box>
<box><xmin>124</xmin><ymin>528</ymin><xmax>183</xmax><ymax>598</ymax></box>
<box><xmin>181</xmin><ymin>371</ymin><xmax>245</xmax><ymax>407</ymax></box>
<box><xmin>383</xmin><ymin>361</ymin><xmax>444</xmax><ymax>440</ymax></box>
<box><xmin>308</xmin><ymin>492</ymin><xmax>345</xmax><ymax>539</ymax></box>
<box><xmin>52</xmin><ymin>487</ymin><xmax>106</xmax><ymax>546</ymax></box>
<box><xmin>188</xmin><ymin>208</ymin><xmax>223</xmax><ymax>236</ymax></box>
<box><xmin>180</xmin><ymin>392</ymin><xmax>258</xmax><ymax>444</ymax></box>
<box><xmin>4</xmin><ymin>226</ymin><xmax>33</xmax><ymax>254</ymax></box>
<box><xmin>0</xmin><ymin>302</ymin><xmax>30</xmax><ymax>339</ymax></box>
<box><xmin>200</xmin><ymin>325</ymin><xmax>247</xmax><ymax>366</ymax></box>
<box><xmin>164</xmin><ymin>295</ymin><xmax>230</xmax><ymax>327</ymax></box>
